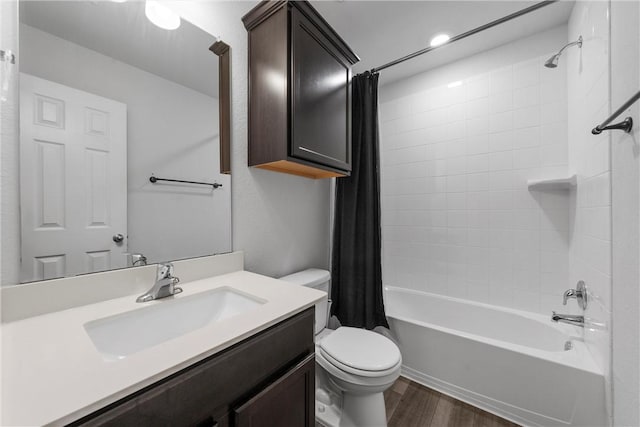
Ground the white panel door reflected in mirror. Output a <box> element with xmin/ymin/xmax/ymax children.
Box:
<box><xmin>18</xmin><ymin>1</ymin><xmax>231</xmax><ymax>283</ymax></box>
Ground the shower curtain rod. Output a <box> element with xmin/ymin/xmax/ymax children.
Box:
<box><xmin>367</xmin><ymin>0</ymin><xmax>558</xmax><ymax>74</ymax></box>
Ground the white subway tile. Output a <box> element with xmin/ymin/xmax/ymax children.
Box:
<box><xmin>489</xmin><ymin>66</ymin><xmax>513</xmax><ymax>94</ymax></box>
<box><xmin>466</xmin><ymin>134</ymin><xmax>489</xmax><ymax>155</ymax></box>
<box><xmin>513</xmin><ymin>147</ymin><xmax>541</xmax><ymax>169</ymax></box>
<box><xmin>467</xmin><ymin>192</ymin><xmax>490</xmax><ymax>210</ymax></box>
<box><xmin>489</xmin><ymin>130</ymin><xmax>514</xmax><ymax>152</ymax></box>
<box><xmin>446</xmin><ymin>175</ymin><xmax>467</xmax><ymax>192</ymax></box>
<box><xmin>466</xmin><ymin>116</ymin><xmax>489</xmax><ymax>136</ymax></box>
<box><xmin>489</xmin><ymin>111</ymin><xmax>513</xmax><ymax>133</ymax></box>
<box><xmin>426</xmin><ymin>159</ymin><xmax>447</xmax><ymax>176</ymax></box>
<box><xmin>540</xmin><ymin>100</ymin><xmax>568</xmax><ymax>125</ymax></box>
<box><xmin>447</xmin><ymin>193</ymin><xmax>466</xmax><ymax>210</ymax></box>
<box><xmin>512</xmin><ymin>210</ymin><xmax>540</xmax><ymax>230</ymax></box>
<box><xmin>447</xmin><ymin>210</ymin><xmax>467</xmax><ymax>228</ymax></box>
<box><xmin>468</xmin><ymin>228</ymin><xmax>490</xmax><ymax>247</ymax></box>
<box><xmin>512</xmin><ymin>249</ymin><xmax>540</xmax><ymax>272</ymax></box>
<box><xmin>513</xmin><ymin>229</ymin><xmax>541</xmax><ymax>251</ymax></box>
<box><xmin>513</xmin><ymin>59</ymin><xmax>540</xmax><ymax>89</ymax></box>
<box><xmin>467</xmin><ymin>75</ymin><xmax>490</xmax><ymax>100</ymax></box>
<box><xmin>489</xmin><ymin>91</ymin><xmax>513</xmax><ymax>114</ymax></box>
<box><xmin>514</xmin><ymin>86</ymin><xmax>539</xmax><ymax>110</ymax></box>
<box><xmin>513</xmin><ymin>126</ymin><xmax>540</xmax><ymax>149</ymax></box>
<box><xmin>446</xmin><ymin>139</ymin><xmax>466</xmax><ymax>158</ymax></box>
<box><xmin>467</xmin><ymin>154</ymin><xmax>489</xmax><ymax>173</ymax></box>
<box><xmin>446</xmin><ymin>157</ymin><xmax>467</xmax><ymax>175</ymax></box>
<box><xmin>467</xmin><ymin>247</ymin><xmax>490</xmax><ymax>265</ymax></box>
<box><xmin>541</xmin><ymin>122</ymin><xmax>568</xmax><ymax>147</ymax></box>
<box><xmin>541</xmin><ymin>144</ymin><xmax>568</xmax><ymax>167</ymax></box>
<box><xmin>489</xmin><ymin>190</ymin><xmax>514</xmax><ymax>210</ymax></box>
<box><xmin>489</xmin><ymin>170</ymin><xmax>515</xmax><ymax>190</ymax></box>
<box><xmin>513</xmin><ymin>106</ymin><xmax>540</xmax><ymax>129</ymax></box>
<box><xmin>467</xmin><ymin>172</ymin><xmax>489</xmax><ymax>192</ymax></box>
<box><xmin>490</xmin><ymin>248</ymin><xmax>514</xmax><ymax>268</ymax></box>
<box><xmin>448</xmin><ymin>228</ymin><xmax>468</xmax><ymax>246</ymax></box>
<box><xmin>446</xmin><ymin>104</ymin><xmax>467</xmax><ymax>123</ymax></box>
<box><xmin>541</xmin><ymin>229</ymin><xmax>570</xmax><ymax>252</ymax></box>
<box><xmin>445</xmin><ymin>121</ymin><xmax>466</xmax><ymax>141</ymax></box>
<box><xmin>466</xmin><ymin>97</ymin><xmax>489</xmax><ymax>118</ymax></box>
<box><xmin>467</xmin><ymin>210</ymin><xmax>490</xmax><ymax>229</ymax></box>
<box><xmin>489</xmin><ymin>210</ymin><xmax>514</xmax><ymax>229</ymax></box>
<box><xmin>489</xmin><ymin>151</ymin><xmax>514</xmax><ymax>171</ymax></box>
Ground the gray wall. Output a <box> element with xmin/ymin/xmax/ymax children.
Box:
<box><xmin>169</xmin><ymin>2</ymin><xmax>332</xmax><ymax>279</ymax></box>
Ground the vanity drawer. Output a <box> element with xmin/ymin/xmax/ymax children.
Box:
<box><xmin>71</xmin><ymin>307</ymin><xmax>314</xmax><ymax>427</ymax></box>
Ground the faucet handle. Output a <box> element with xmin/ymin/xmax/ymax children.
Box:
<box><xmin>156</xmin><ymin>262</ymin><xmax>174</xmax><ymax>280</ymax></box>
<box><xmin>562</xmin><ymin>289</ymin><xmax>576</xmax><ymax>305</ymax></box>
<box><xmin>562</xmin><ymin>281</ymin><xmax>588</xmax><ymax>310</ymax></box>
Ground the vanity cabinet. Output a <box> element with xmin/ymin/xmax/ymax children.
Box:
<box><xmin>70</xmin><ymin>308</ymin><xmax>315</xmax><ymax>427</ymax></box>
<box><xmin>242</xmin><ymin>1</ymin><xmax>359</xmax><ymax>179</ymax></box>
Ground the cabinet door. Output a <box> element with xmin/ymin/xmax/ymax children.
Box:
<box><xmin>291</xmin><ymin>7</ymin><xmax>351</xmax><ymax>172</ymax></box>
<box><xmin>234</xmin><ymin>354</ymin><xmax>315</xmax><ymax>427</ymax></box>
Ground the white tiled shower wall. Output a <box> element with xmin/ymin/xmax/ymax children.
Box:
<box><xmin>567</xmin><ymin>0</ymin><xmax>613</xmax><ymax>419</ymax></box>
<box><xmin>379</xmin><ymin>26</ymin><xmax>571</xmax><ymax>315</ymax></box>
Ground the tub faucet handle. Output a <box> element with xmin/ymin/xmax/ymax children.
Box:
<box><xmin>562</xmin><ymin>289</ymin><xmax>576</xmax><ymax>305</ymax></box>
<box><xmin>562</xmin><ymin>280</ymin><xmax>588</xmax><ymax>310</ymax></box>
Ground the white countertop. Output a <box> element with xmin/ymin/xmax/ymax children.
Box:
<box><xmin>1</xmin><ymin>270</ymin><xmax>324</xmax><ymax>426</ymax></box>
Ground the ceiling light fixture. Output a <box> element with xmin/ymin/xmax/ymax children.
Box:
<box><xmin>145</xmin><ymin>0</ymin><xmax>181</xmax><ymax>31</ymax></box>
<box><xmin>447</xmin><ymin>81</ymin><xmax>462</xmax><ymax>89</ymax></box>
<box><xmin>430</xmin><ymin>33</ymin><xmax>450</xmax><ymax>47</ymax></box>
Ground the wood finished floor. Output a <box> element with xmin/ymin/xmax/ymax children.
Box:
<box><xmin>384</xmin><ymin>377</ymin><xmax>521</xmax><ymax>427</ymax></box>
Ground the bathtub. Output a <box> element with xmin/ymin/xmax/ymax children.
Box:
<box><xmin>384</xmin><ymin>287</ymin><xmax>606</xmax><ymax>427</ymax></box>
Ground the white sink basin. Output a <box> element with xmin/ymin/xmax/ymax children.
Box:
<box><xmin>84</xmin><ymin>287</ymin><xmax>265</xmax><ymax>360</ymax></box>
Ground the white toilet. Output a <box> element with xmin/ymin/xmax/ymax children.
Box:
<box><xmin>280</xmin><ymin>269</ymin><xmax>402</xmax><ymax>427</ymax></box>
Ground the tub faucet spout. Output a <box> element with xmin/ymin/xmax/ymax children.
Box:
<box><xmin>551</xmin><ymin>311</ymin><xmax>584</xmax><ymax>327</ymax></box>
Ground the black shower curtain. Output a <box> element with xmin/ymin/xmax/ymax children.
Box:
<box><xmin>331</xmin><ymin>72</ymin><xmax>389</xmax><ymax>330</ymax></box>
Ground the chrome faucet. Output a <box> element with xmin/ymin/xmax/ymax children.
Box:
<box><xmin>551</xmin><ymin>311</ymin><xmax>584</xmax><ymax>327</ymax></box>
<box><xmin>562</xmin><ymin>280</ymin><xmax>588</xmax><ymax>309</ymax></box>
<box><xmin>136</xmin><ymin>263</ymin><xmax>182</xmax><ymax>303</ymax></box>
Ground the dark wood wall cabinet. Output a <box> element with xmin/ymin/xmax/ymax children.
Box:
<box><xmin>243</xmin><ymin>1</ymin><xmax>359</xmax><ymax>179</ymax></box>
<box><xmin>70</xmin><ymin>308</ymin><xmax>315</xmax><ymax>427</ymax></box>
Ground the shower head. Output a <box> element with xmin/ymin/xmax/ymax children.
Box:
<box><xmin>544</xmin><ymin>54</ymin><xmax>560</xmax><ymax>68</ymax></box>
<box><xmin>544</xmin><ymin>35</ymin><xmax>582</xmax><ymax>69</ymax></box>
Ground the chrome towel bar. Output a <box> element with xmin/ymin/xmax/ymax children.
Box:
<box><xmin>592</xmin><ymin>90</ymin><xmax>639</xmax><ymax>135</ymax></box>
<box><xmin>149</xmin><ymin>175</ymin><xmax>222</xmax><ymax>189</ymax></box>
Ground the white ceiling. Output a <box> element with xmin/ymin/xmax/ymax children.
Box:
<box><xmin>311</xmin><ymin>1</ymin><xmax>574</xmax><ymax>85</ymax></box>
<box><xmin>20</xmin><ymin>1</ymin><xmax>220</xmax><ymax>98</ymax></box>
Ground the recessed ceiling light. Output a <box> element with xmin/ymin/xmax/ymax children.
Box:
<box><xmin>145</xmin><ymin>0</ymin><xmax>181</xmax><ymax>30</ymax></box>
<box><xmin>430</xmin><ymin>33</ymin><xmax>450</xmax><ymax>47</ymax></box>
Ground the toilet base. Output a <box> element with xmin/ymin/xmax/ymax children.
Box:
<box><xmin>340</xmin><ymin>392</ymin><xmax>387</xmax><ymax>427</ymax></box>
<box><xmin>315</xmin><ymin>391</ymin><xmax>387</xmax><ymax>427</ymax></box>
<box><xmin>315</xmin><ymin>369</ymin><xmax>388</xmax><ymax>427</ymax></box>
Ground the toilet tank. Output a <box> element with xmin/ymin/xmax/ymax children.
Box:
<box><xmin>279</xmin><ymin>269</ymin><xmax>330</xmax><ymax>335</ymax></box>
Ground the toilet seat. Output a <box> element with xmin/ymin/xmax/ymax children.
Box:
<box><xmin>318</xmin><ymin>327</ymin><xmax>402</xmax><ymax>378</ymax></box>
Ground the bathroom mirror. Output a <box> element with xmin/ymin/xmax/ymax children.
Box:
<box><xmin>16</xmin><ymin>0</ymin><xmax>232</xmax><ymax>283</ymax></box>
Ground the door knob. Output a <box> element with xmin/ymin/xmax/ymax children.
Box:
<box><xmin>113</xmin><ymin>233</ymin><xmax>125</xmax><ymax>243</ymax></box>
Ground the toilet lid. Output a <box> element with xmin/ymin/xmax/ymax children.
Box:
<box><xmin>318</xmin><ymin>327</ymin><xmax>401</xmax><ymax>372</ymax></box>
